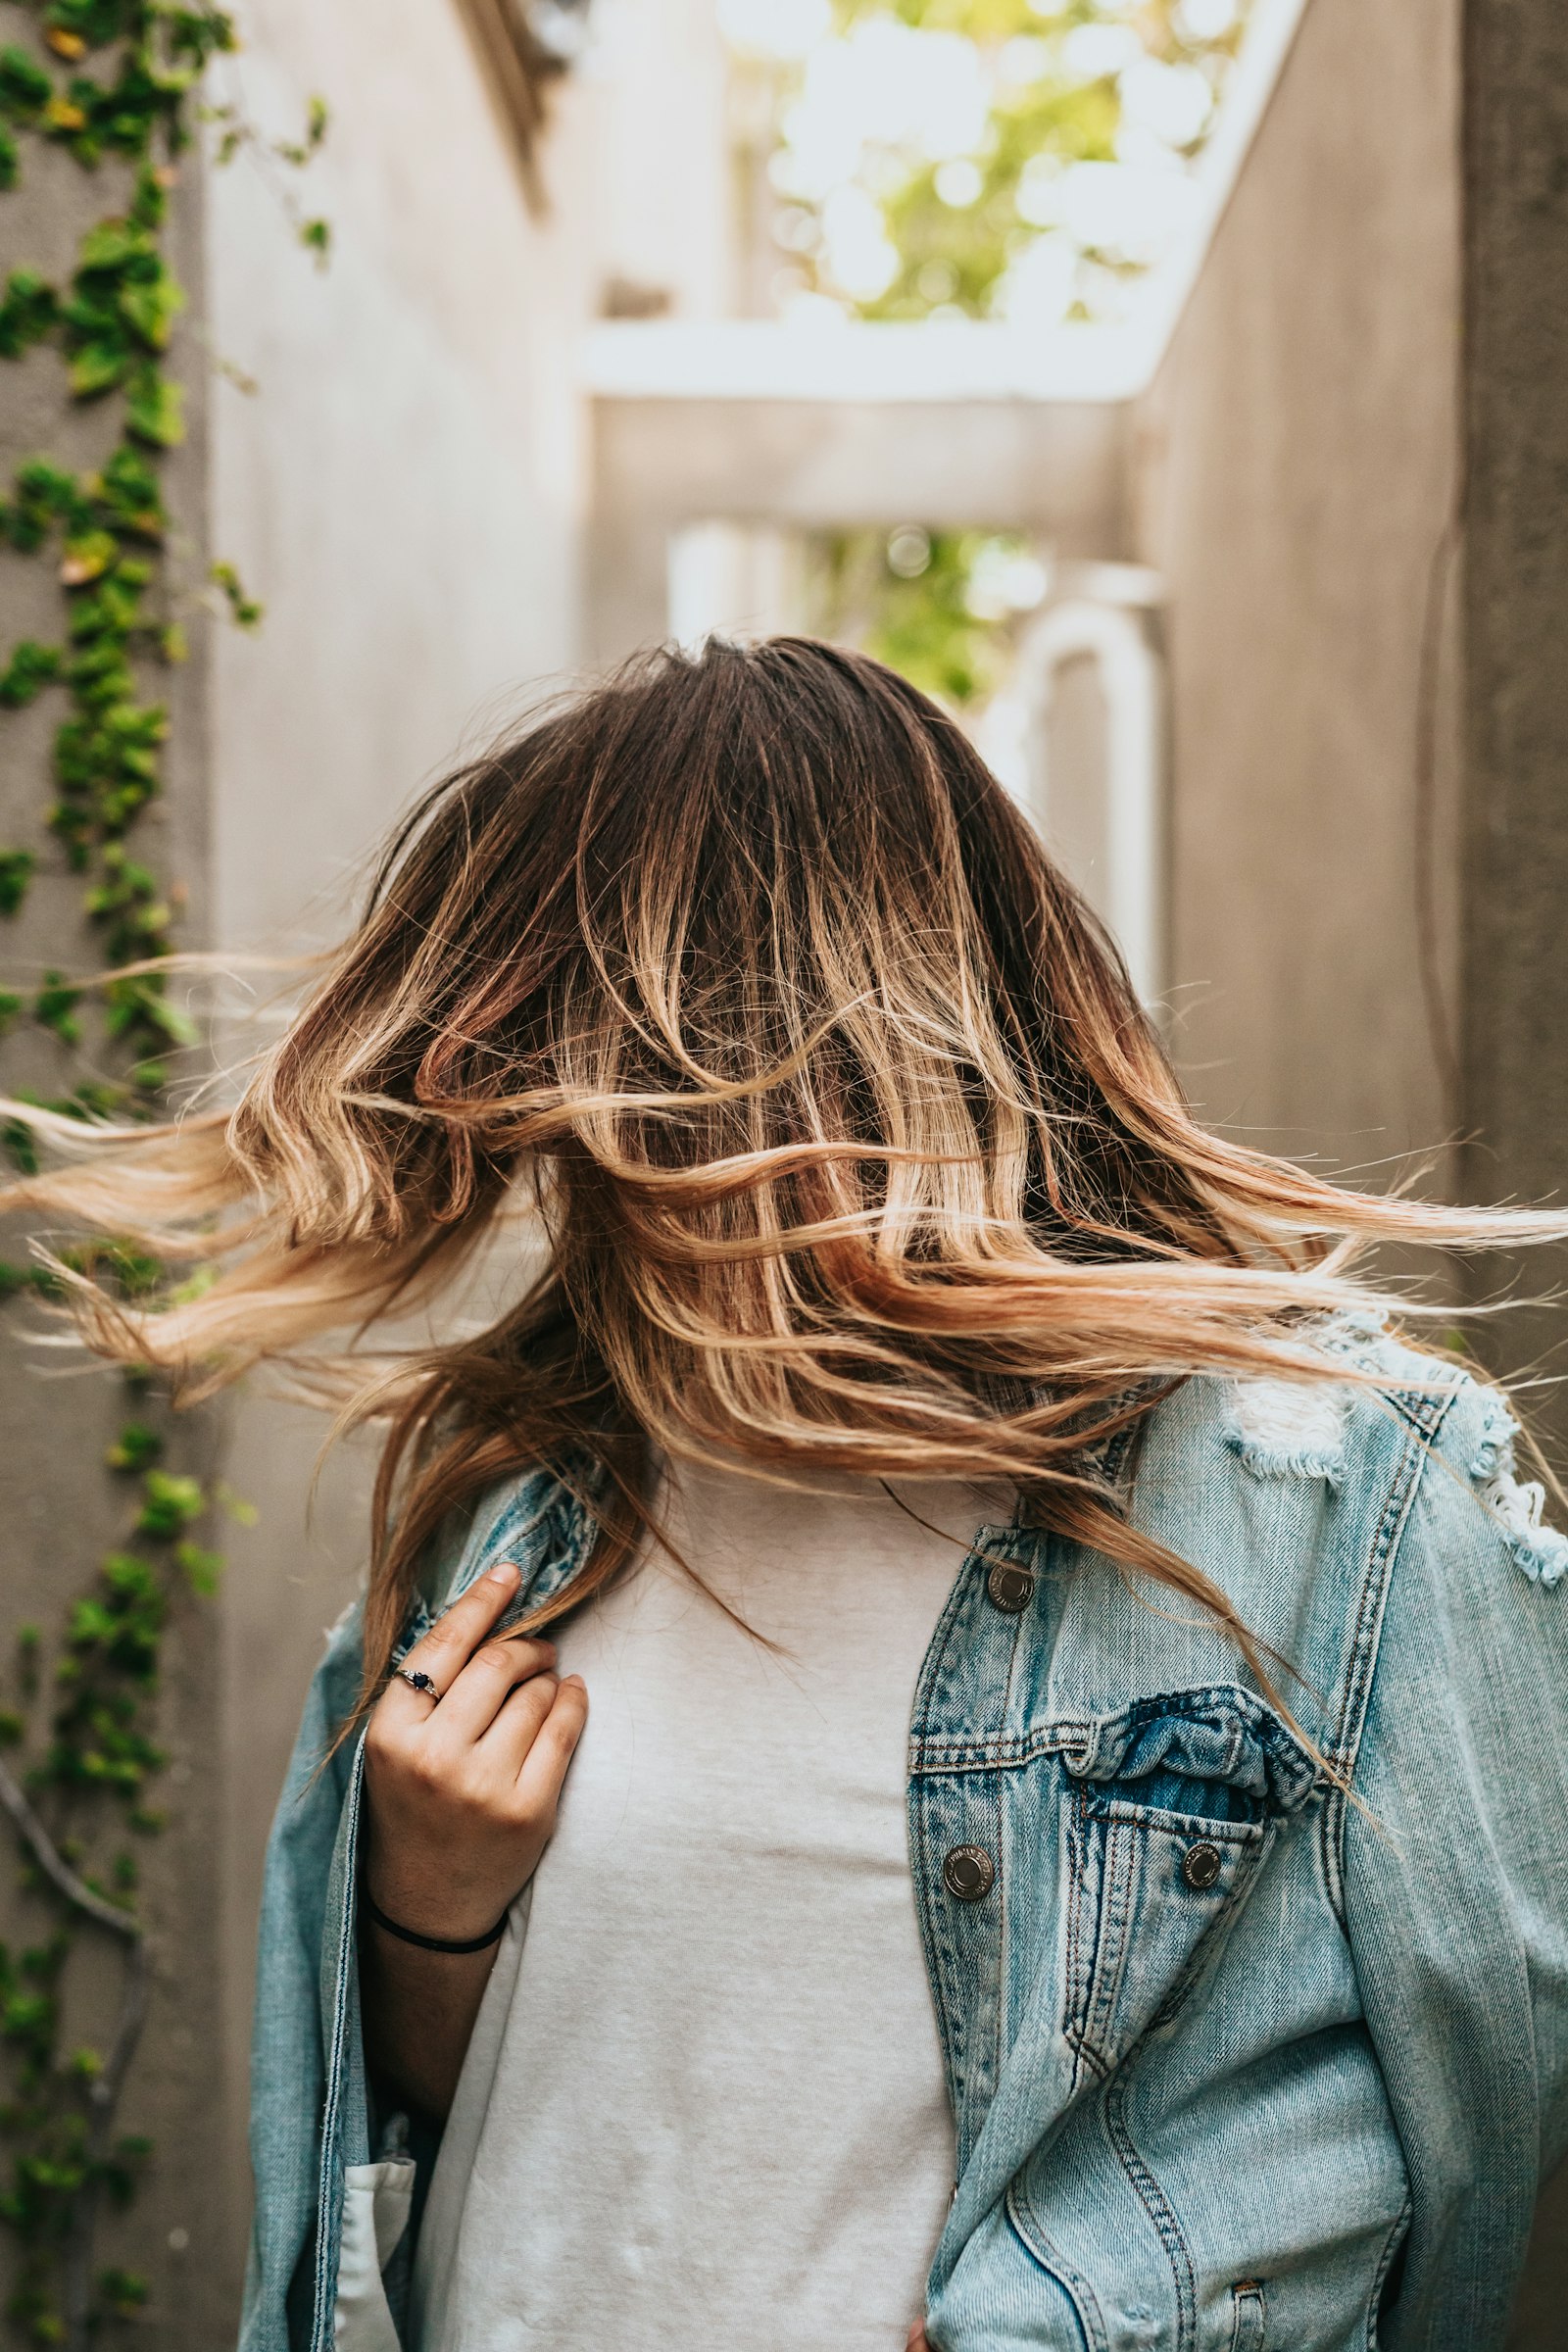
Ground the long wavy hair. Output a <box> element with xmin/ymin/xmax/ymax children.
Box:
<box><xmin>1</xmin><ymin>638</ymin><xmax>1558</xmax><ymax>1711</ymax></box>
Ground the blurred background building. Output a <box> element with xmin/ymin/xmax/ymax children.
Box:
<box><xmin>1</xmin><ymin>0</ymin><xmax>1565</xmax><ymax>2336</ymax></box>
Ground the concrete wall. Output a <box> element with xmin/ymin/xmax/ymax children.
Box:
<box><xmin>1459</xmin><ymin>3</ymin><xmax>1568</xmax><ymax>2333</ymax></box>
<box><xmin>201</xmin><ymin>0</ymin><xmax>612</xmax><ymax>2299</ymax></box>
<box><xmin>1134</xmin><ymin>0</ymin><xmax>1463</xmax><ymax>1183</ymax></box>
<box><xmin>1460</xmin><ymin>0</ymin><xmax>1568</xmax><ymax>1373</ymax></box>
<box><xmin>580</xmin><ymin>0</ymin><xmax>737</xmax><ymax>320</ymax></box>
<box><xmin>0</xmin><ymin>6</ymin><xmax>234</xmax><ymax>2330</ymax></box>
<box><xmin>207</xmin><ymin>0</ymin><xmax>596</xmax><ymax>959</ymax></box>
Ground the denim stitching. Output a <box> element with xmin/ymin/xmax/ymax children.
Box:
<box><xmin>912</xmin><ymin>1725</ymin><xmax>1095</xmax><ymax>1772</ymax></box>
<box><xmin>1005</xmin><ymin>2182</ymin><xmax>1111</xmax><ymax>2352</ymax></box>
<box><xmin>915</xmin><ymin>1675</ymin><xmax>1323</xmax><ymax>1784</ymax></box>
<box><xmin>1083</xmin><ymin>1814</ymin><xmax>1284</xmax><ymax>2352</ymax></box>
<box><xmin>1062</xmin><ymin>1790</ymin><xmax>1096</xmax><ymax>2090</ymax></box>
<box><xmin>1082</xmin><ymin>1797</ymin><xmax>1266</xmax><ymax>1840</ymax></box>
<box><xmin>1105</xmin><ymin>2068</ymin><xmax>1199</xmax><ymax>2352</ymax></box>
<box><xmin>1319</xmin><ymin>1385</ymin><xmax>1458</xmax><ymax>1920</ymax></box>
<box><xmin>1083</xmin><ymin>1813</ymin><xmax>1140</xmax><ymax>2068</ymax></box>
<box><xmin>993</xmin><ymin>1547</ymin><xmax>1032</xmax><ymax>2096</ymax></box>
<box><xmin>908</xmin><ymin>1534</ymin><xmax>999</xmax><ymax>2140</ymax></box>
<box><xmin>1365</xmin><ymin>2197</ymin><xmax>1412</xmax><ymax>2350</ymax></box>
<box><xmin>310</xmin><ymin>1732</ymin><xmax>367</xmax><ymax>2352</ymax></box>
<box><xmin>992</xmin><ymin>1788</ymin><xmax>1009</xmax><ymax>2116</ymax></box>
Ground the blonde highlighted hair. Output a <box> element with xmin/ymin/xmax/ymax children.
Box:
<box><xmin>3</xmin><ymin>638</ymin><xmax>1559</xmax><ymax>1711</ymax></box>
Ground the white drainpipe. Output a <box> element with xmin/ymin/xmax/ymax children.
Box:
<box><xmin>1010</xmin><ymin>575</ymin><xmax>1166</xmax><ymax>1007</ymax></box>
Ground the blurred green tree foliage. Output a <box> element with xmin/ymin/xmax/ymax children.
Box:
<box><xmin>758</xmin><ymin>0</ymin><xmax>1249</xmax><ymax>325</ymax></box>
<box><xmin>730</xmin><ymin>0</ymin><xmax>1249</xmax><ymax>703</ymax></box>
<box><xmin>839</xmin><ymin>0</ymin><xmax>1242</xmax><ymax>323</ymax></box>
<box><xmin>807</xmin><ymin>524</ymin><xmax>1047</xmax><ymax>708</ymax></box>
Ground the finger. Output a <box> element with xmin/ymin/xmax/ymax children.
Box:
<box><xmin>428</xmin><ymin>1632</ymin><xmax>561</xmax><ymax>1744</ymax></box>
<box><xmin>379</xmin><ymin>1560</ymin><xmax>525</xmax><ymax>1722</ymax></box>
<box><xmin>512</xmin><ymin>1676</ymin><xmax>589</xmax><ymax>1813</ymax></box>
<box><xmin>479</xmin><ymin>1666</ymin><xmax>565</xmax><ymax>1772</ymax></box>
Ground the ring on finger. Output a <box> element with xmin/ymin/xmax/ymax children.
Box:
<box><xmin>396</xmin><ymin>1666</ymin><xmax>439</xmax><ymax>1699</ymax></box>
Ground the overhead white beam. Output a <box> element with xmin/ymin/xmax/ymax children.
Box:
<box><xmin>583</xmin><ymin>318</ymin><xmax>1151</xmax><ymax>407</ymax></box>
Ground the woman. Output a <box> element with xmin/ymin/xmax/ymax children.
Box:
<box><xmin>10</xmin><ymin>638</ymin><xmax>1568</xmax><ymax>2352</ymax></box>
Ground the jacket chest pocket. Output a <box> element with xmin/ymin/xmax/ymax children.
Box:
<box><xmin>1059</xmin><ymin>1688</ymin><xmax>1318</xmax><ymax>2085</ymax></box>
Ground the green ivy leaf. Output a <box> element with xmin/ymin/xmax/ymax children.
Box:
<box><xmin>75</xmin><ymin>219</ymin><xmax>149</xmax><ymax>273</ymax></box>
<box><xmin>135</xmin><ymin>1470</ymin><xmax>203</xmax><ymax>1540</ymax></box>
<box><xmin>33</xmin><ymin>973</ymin><xmax>82</xmax><ymax>1046</ymax></box>
<box><xmin>124</xmin><ymin>366</ymin><xmax>182</xmax><ymax>446</ymax></box>
<box><xmin>214</xmin><ymin>1479</ymin><xmax>258</xmax><ymax>1528</ymax></box>
<box><xmin>66</xmin><ymin>338</ymin><xmax>131</xmax><ymax>399</ymax></box>
<box><xmin>0</xmin><ymin>643</ymin><xmax>63</xmax><ymax>708</ymax></box>
<box><xmin>0</xmin><ymin>270</ymin><xmax>61</xmax><ymax>360</ymax></box>
<box><xmin>128</xmin><ymin>161</ymin><xmax>168</xmax><ymax>230</ymax></box>
<box><xmin>98</xmin><ymin>438</ymin><xmax>164</xmax><ymax>529</ymax></box>
<box><xmin>3</xmin><ymin>1118</ymin><xmax>39</xmax><ymax>1178</ymax></box>
<box><xmin>58</xmin><ymin>529</ymin><xmax>117</xmax><ymax>585</ymax></box>
<box><xmin>118</xmin><ymin>268</ymin><xmax>183</xmax><ymax>350</ymax></box>
<box><xmin>98</xmin><ymin>2268</ymin><xmax>149</xmax><ymax>2318</ymax></box>
<box><xmin>105</xmin><ymin>1422</ymin><xmax>162</xmax><ymax>1473</ymax></box>
<box><xmin>174</xmin><ymin>1542</ymin><xmax>222</xmax><ymax>1596</ymax></box>
<box><xmin>0</xmin><ymin>46</ymin><xmax>53</xmax><ymax>125</ymax></box>
<box><xmin>209</xmin><ymin>559</ymin><xmax>263</xmax><ymax>629</ymax></box>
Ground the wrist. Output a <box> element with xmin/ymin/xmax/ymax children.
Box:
<box><xmin>361</xmin><ymin>1881</ymin><xmax>510</xmax><ymax>1954</ymax></box>
<box><xmin>362</xmin><ymin>1828</ymin><xmax>518</xmax><ymax>1946</ymax></box>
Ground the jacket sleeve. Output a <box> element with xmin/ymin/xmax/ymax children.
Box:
<box><xmin>238</xmin><ymin>1604</ymin><xmax>367</xmax><ymax>2352</ymax></box>
<box><xmin>1344</xmin><ymin>1375</ymin><xmax>1568</xmax><ymax>2352</ymax></box>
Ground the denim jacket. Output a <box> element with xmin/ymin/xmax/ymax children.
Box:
<box><xmin>238</xmin><ymin>1324</ymin><xmax>1568</xmax><ymax>2352</ymax></box>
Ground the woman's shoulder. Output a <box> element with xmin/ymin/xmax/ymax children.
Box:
<box><xmin>1108</xmin><ymin>1318</ymin><xmax>1566</xmax><ymax>1720</ymax></box>
<box><xmin>1170</xmin><ymin>1312</ymin><xmax>1568</xmax><ymax>1594</ymax></box>
<box><xmin>1325</xmin><ymin>1318</ymin><xmax>1568</xmax><ymax>1592</ymax></box>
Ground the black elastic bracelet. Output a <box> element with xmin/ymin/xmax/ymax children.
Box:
<box><xmin>361</xmin><ymin>1884</ymin><xmax>509</xmax><ymax>1955</ymax></box>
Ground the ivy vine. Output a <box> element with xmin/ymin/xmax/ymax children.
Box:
<box><xmin>0</xmin><ymin>3</ymin><xmax>325</xmax><ymax>2339</ymax></box>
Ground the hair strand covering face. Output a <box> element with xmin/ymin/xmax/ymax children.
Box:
<box><xmin>4</xmin><ymin>638</ymin><xmax>1565</xmax><ymax>1740</ymax></box>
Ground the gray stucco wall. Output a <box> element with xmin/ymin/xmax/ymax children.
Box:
<box><xmin>1460</xmin><ymin>3</ymin><xmax>1568</xmax><ymax>2332</ymax></box>
<box><xmin>203</xmin><ymin>0</ymin><xmax>602</xmax><ymax>2295</ymax></box>
<box><xmin>2</xmin><ymin>0</ymin><xmax>600</xmax><ymax>2327</ymax></box>
<box><xmin>1134</xmin><ymin>0</ymin><xmax>1463</xmax><ymax>1184</ymax></box>
<box><xmin>0</xmin><ymin>21</ymin><xmax>235</xmax><ymax>2331</ymax></box>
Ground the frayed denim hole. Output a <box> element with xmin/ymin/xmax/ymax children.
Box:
<box><xmin>1223</xmin><ymin>1379</ymin><xmax>1348</xmax><ymax>1486</ymax></box>
<box><xmin>1462</xmin><ymin>1387</ymin><xmax>1568</xmax><ymax>1587</ymax></box>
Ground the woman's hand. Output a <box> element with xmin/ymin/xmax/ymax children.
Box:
<box><xmin>363</xmin><ymin>1557</ymin><xmax>588</xmax><ymax>1939</ymax></box>
<box><xmin>906</xmin><ymin>2325</ymin><xmax>932</xmax><ymax>2351</ymax></box>
<box><xmin>359</xmin><ymin>1558</ymin><xmax>588</xmax><ymax>2118</ymax></box>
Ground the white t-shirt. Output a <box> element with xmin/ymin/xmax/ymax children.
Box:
<box><xmin>411</xmin><ymin>1459</ymin><xmax>1007</xmax><ymax>2351</ymax></box>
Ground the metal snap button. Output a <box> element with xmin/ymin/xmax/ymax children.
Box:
<box><xmin>1181</xmin><ymin>1840</ymin><xmax>1222</xmax><ymax>1891</ymax></box>
<box><xmin>942</xmin><ymin>1844</ymin><xmax>995</xmax><ymax>1902</ymax></box>
<box><xmin>985</xmin><ymin>1562</ymin><xmax>1035</xmax><ymax>1614</ymax></box>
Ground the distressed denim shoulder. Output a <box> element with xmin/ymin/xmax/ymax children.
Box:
<box><xmin>238</xmin><ymin>1332</ymin><xmax>1568</xmax><ymax>2352</ymax></box>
